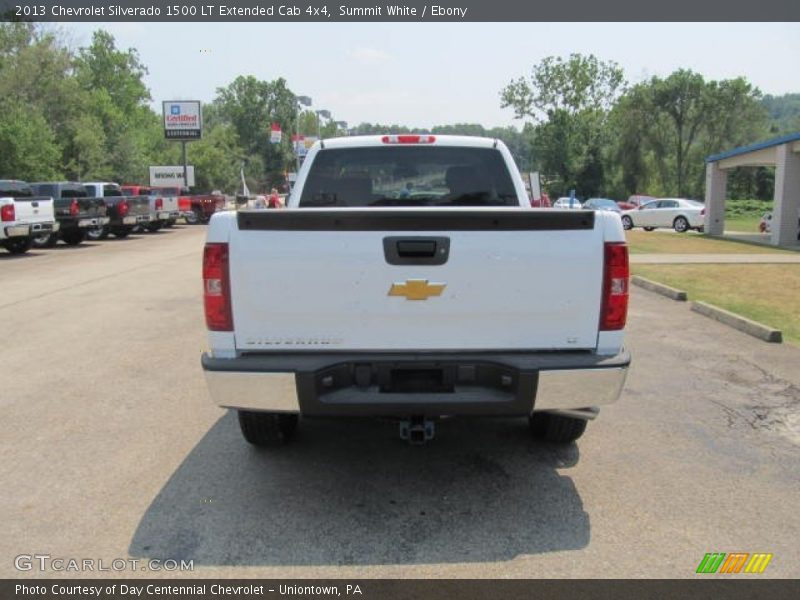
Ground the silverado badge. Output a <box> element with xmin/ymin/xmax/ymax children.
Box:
<box><xmin>388</xmin><ymin>279</ymin><xmax>446</xmax><ymax>301</ymax></box>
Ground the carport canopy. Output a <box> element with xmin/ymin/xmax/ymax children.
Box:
<box><xmin>705</xmin><ymin>131</ymin><xmax>800</xmax><ymax>246</ymax></box>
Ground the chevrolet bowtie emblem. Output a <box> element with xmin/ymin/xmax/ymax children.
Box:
<box><xmin>388</xmin><ymin>279</ymin><xmax>446</xmax><ymax>301</ymax></box>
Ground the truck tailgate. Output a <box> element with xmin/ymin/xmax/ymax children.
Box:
<box><xmin>128</xmin><ymin>196</ymin><xmax>151</xmax><ymax>217</ymax></box>
<box><xmin>78</xmin><ymin>198</ymin><xmax>107</xmax><ymax>218</ymax></box>
<box><xmin>12</xmin><ymin>197</ymin><xmax>54</xmax><ymax>225</ymax></box>
<box><xmin>229</xmin><ymin>209</ymin><xmax>603</xmax><ymax>352</ymax></box>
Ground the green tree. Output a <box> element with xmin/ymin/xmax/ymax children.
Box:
<box><xmin>0</xmin><ymin>102</ymin><xmax>62</xmax><ymax>180</ymax></box>
<box><xmin>74</xmin><ymin>30</ymin><xmax>150</xmax><ymax>114</ymax></box>
<box><xmin>73</xmin><ymin>30</ymin><xmax>156</xmax><ymax>181</ymax></box>
<box><xmin>500</xmin><ymin>54</ymin><xmax>625</xmax><ymax>197</ymax></box>
<box><xmin>214</xmin><ymin>76</ymin><xmax>299</xmax><ymax>189</ymax></box>
<box><xmin>0</xmin><ymin>24</ymin><xmax>81</xmax><ymax>177</ymax></box>
<box><xmin>351</xmin><ymin>123</ymin><xmax>414</xmax><ymax>135</ymax></box>
<box><xmin>614</xmin><ymin>70</ymin><xmax>768</xmax><ymax>198</ymax></box>
<box><xmin>762</xmin><ymin>93</ymin><xmax>800</xmax><ymax>134</ymax></box>
<box><xmin>187</xmin><ymin>124</ymin><xmax>245</xmax><ymax>192</ymax></box>
<box><xmin>501</xmin><ymin>54</ymin><xmax>625</xmax><ymax>120</ymax></box>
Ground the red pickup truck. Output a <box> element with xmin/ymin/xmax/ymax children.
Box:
<box><xmin>178</xmin><ymin>190</ymin><xmax>226</xmax><ymax>224</ymax></box>
<box><xmin>617</xmin><ymin>194</ymin><xmax>654</xmax><ymax>210</ymax></box>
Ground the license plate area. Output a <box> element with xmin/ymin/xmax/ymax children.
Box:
<box><xmin>296</xmin><ymin>359</ymin><xmax>536</xmax><ymax>416</ymax></box>
<box><xmin>380</xmin><ymin>365</ymin><xmax>454</xmax><ymax>394</ymax></box>
<box><xmin>309</xmin><ymin>361</ymin><xmax>524</xmax><ymax>399</ymax></box>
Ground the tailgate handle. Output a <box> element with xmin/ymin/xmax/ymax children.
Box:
<box><xmin>397</xmin><ymin>240</ymin><xmax>436</xmax><ymax>257</ymax></box>
<box><xmin>384</xmin><ymin>236</ymin><xmax>450</xmax><ymax>265</ymax></box>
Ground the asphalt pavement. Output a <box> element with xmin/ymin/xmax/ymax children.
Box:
<box><xmin>1</xmin><ymin>225</ymin><xmax>798</xmax><ymax>578</ymax></box>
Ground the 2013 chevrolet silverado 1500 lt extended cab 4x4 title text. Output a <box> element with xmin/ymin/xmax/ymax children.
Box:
<box><xmin>201</xmin><ymin>135</ymin><xmax>630</xmax><ymax>447</ymax></box>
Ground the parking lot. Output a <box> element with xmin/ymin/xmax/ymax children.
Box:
<box><xmin>2</xmin><ymin>224</ymin><xmax>799</xmax><ymax>578</ymax></box>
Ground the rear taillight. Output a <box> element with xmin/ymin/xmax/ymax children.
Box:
<box><xmin>381</xmin><ymin>134</ymin><xmax>436</xmax><ymax>144</ymax></box>
<box><xmin>203</xmin><ymin>243</ymin><xmax>233</xmax><ymax>331</ymax></box>
<box><xmin>118</xmin><ymin>200</ymin><xmax>129</xmax><ymax>217</ymax></box>
<box><xmin>1</xmin><ymin>203</ymin><xmax>14</xmax><ymax>222</ymax></box>
<box><xmin>600</xmin><ymin>242</ymin><xmax>629</xmax><ymax>331</ymax></box>
<box><xmin>155</xmin><ymin>198</ymin><xmax>163</xmax><ymax>210</ymax></box>
<box><xmin>69</xmin><ymin>199</ymin><xmax>79</xmax><ymax>216</ymax></box>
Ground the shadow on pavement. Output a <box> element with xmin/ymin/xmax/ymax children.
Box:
<box><xmin>0</xmin><ymin>251</ymin><xmax>44</xmax><ymax>260</ymax></box>
<box><xmin>50</xmin><ymin>242</ymin><xmax>101</xmax><ymax>250</ymax></box>
<box><xmin>130</xmin><ymin>413</ymin><xmax>589</xmax><ymax>566</ymax></box>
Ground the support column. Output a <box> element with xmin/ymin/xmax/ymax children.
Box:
<box><xmin>705</xmin><ymin>161</ymin><xmax>727</xmax><ymax>235</ymax></box>
<box><xmin>772</xmin><ymin>144</ymin><xmax>800</xmax><ymax>247</ymax></box>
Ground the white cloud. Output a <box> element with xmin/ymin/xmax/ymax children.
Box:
<box><xmin>347</xmin><ymin>47</ymin><xmax>391</xmax><ymax>63</ymax></box>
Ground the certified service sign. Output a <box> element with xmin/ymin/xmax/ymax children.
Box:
<box><xmin>163</xmin><ymin>101</ymin><xmax>202</xmax><ymax>140</ymax></box>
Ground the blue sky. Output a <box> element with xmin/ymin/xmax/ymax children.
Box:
<box><xmin>65</xmin><ymin>22</ymin><xmax>800</xmax><ymax>129</ymax></box>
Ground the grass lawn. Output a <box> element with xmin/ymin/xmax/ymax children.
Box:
<box><xmin>632</xmin><ymin>264</ymin><xmax>800</xmax><ymax>345</ymax></box>
<box><xmin>625</xmin><ymin>230</ymin><xmax>791</xmax><ymax>255</ymax></box>
<box><xmin>725</xmin><ymin>215</ymin><xmax>762</xmax><ymax>232</ymax></box>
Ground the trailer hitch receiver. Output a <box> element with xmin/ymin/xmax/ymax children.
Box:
<box><xmin>399</xmin><ymin>416</ymin><xmax>435</xmax><ymax>445</ymax></box>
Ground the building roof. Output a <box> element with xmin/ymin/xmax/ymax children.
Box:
<box><xmin>706</xmin><ymin>131</ymin><xmax>800</xmax><ymax>163</ymax></box>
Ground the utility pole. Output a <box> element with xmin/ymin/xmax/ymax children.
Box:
<box><xmin>295</xmin><ymin>96</ymin><xmax>312</xmax><ymax>173</ymax></box>
<box><xmin>181</xmin><ymin>141</ymin><xmax>188</xmax><ymax>190</ymax></box>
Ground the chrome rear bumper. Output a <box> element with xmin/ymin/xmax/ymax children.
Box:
<box><xmin>3</xmin><ymin>224</ymin><xmax>30</xmax><ymax>238</ymax></box>
<box><xmin>202</xmin><ymin>350</ymin><xmax>630</xmax><ymax>419</ymax></box>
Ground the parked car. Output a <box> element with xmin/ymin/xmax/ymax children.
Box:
<box><xmin>83</xmin><ymin>182</ymin><xmax>152</xmax><ymax>239</ymax></box>
<box><xmin>617</xmin><ymin>194</ymin><xmax>655</xmax><ymax>210</ymax></box>
<box><xmin>29</xmin><ymin>182</ymin><xmax>109</xmax><ymax>246</ymax></box>
<box><xmin>621</xmin><ymin>198</ymin><xmax>705</xmax><ymax>232</ymax></box>
<box><xmin>584</xmin><ymin>198</ymin><xmax>622</xmax><ymax>213</ymax></box>
<box><xmin>552</xmin><ymin>196</ymin><xmax>583</xmax><ymax>209</ymax></box>
<box><xmin>0</xmin><ymin>180</ymin><xmax>58</xmax><ymax>254</ymax></box>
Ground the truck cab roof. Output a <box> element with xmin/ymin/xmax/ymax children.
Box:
<box><xmin>316</xmin><ymin>134</ymin><xmax>500</xmax><ymax>150</ymax></box>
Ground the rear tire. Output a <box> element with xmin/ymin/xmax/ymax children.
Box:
<box><xmin>673</xmin><ymin>216</ymin><xmax>689</xmax><ymax>233</ymax></box>
<box><xmin>32</xmin><ymin>232</ymin><xmax>57</xmax><ymax>248</ymax></box>
<box><xmin>529</xmin><ymin>413</ymin><xmax>587</xmax><ymax>443</ymax></box>
<box><xmin>61</xmin><ymin>230</ymin><xmax>85</xmax><ymax>246</ymax></box>
<box><xmin>110</xmin><ymin>226</ymin><xmax>131</xmax><ymax>239</ymax></box>
<box><xmin>164</xmin><ymin>219</ymin><xmax>175</xmax><ymax>228</ymax></box>
<box><xmin>185</xmin><ymin>209</ymin><xmax>201</xmax><ymax>225</ymax></box>
<box><xmin>3</xmin><ymin>237</ymin><xmax>32</xmax><ymax>254</ymax></box>
<box><xmin>238</xmin><ymin>411</ymin><xmax>298</xmax><ymax>447</ymax></box>
<box><xmin>146</xmin><ymin>222</ymin><xmax>162</xmax><ymax>233</ymax></box>
<box><xmin>86</xmin><ymin>226</ymin><xmax>109</xmax><ymax>241</ymax></box>
<box><xmin>621</xmin><ymin>215</ymin><xmax>633</xmax><ymax>230</ymax></box>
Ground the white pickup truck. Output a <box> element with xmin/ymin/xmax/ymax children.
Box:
<box><xmin>202</xmin><ymin>135</ymin><xmax>630</xmax><ymax>446</ymax></box>
<box><xmin>0</xmin><ymin>180</ymin><xmax>59</xmax><ymax>254</ymax></box>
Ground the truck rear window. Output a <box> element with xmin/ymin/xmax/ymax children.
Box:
<box><xmin>61</xmin><ymin>187</ymin><xmax>88</xmax><ymax>198</ymax></box>
<box><xmin>154</xmin><ymin>187</ymin><xmax>180</xmax><ymax>196</ymax></box>
<box><xmin>0</xmin><ymin>183</ymin><xmax>32</xmax><ymax>197</ymax></box>
<box><xmin>298</xmin><ymin>147</ymin><xmax>518</xmax><ymax>208</ymax></box>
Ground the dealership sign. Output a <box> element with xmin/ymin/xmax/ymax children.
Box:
<box><xmin>292</xmin><ymin>135</ymin><xmax>318</xmax><ymax>157</ymax></box>
<box><xmin>162</xmin><ymin>101</ymin><xmax>202</xmax><ymax>140</ymax></box>
<box><xmin>270</xmin><ymin>123</ymin><xmax>282</xmax><ymax>144</ymax></box>
<box><xmin>149</xmin><ymin>166</ymin><xmax>195</xmax><ymax>187</ymax></box>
